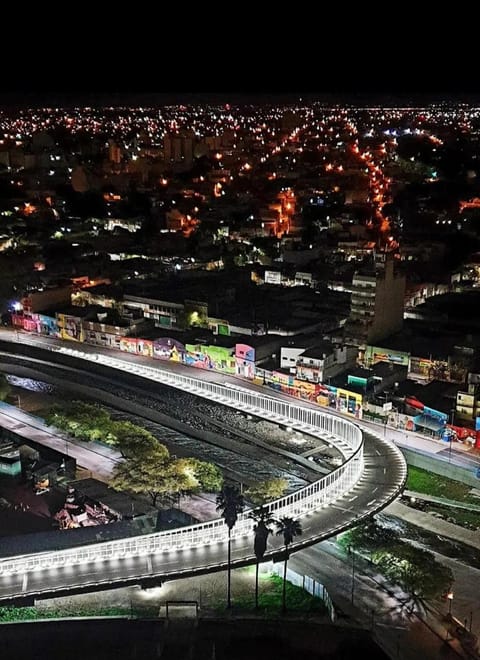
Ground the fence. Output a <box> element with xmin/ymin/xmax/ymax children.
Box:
<box><xmin>269</xmin><ymin>562</ymin><xmax>336</xmax><ymax>621</ymax></box>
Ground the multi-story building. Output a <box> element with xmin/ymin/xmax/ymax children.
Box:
<box><xmin>345</xmin><ymin>253</ymin><xmax>405</xmax><ymax>349</ymax></box>
<box><xmin>163</xmin><ymin>131</ymin><xmax>194</xmax><ymax>167</ymax></box>
<box><xmin>295</xmin><ymin>341</ymin><xmax>358</xmax><ymax>384</ymax></box>
<box><xmin>21</xmin><ymin>285</ymin><xmax>73</xmax><ymax>315</ymax></box>
<box><xmin>121</xmin><ymin>294</ymin><xmax>184</xmax><ymax>329</ymax></box>
<box><xmin>108</xmin><ymin>140</ymin><xmax>122</xmax><ymax>164</ymax></box>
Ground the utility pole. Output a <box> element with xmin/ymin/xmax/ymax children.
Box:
<box><xmin>351</xmin><ymin>550</ymin><xmax>355</xmax><ymax>605</ymax></box>
<box><xmin>448</xmin><ymin>408</ymin><xmax>455</xmax><ymax>462</ymax></box>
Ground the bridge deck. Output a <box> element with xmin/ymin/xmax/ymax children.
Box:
<box><xmin>0</xmin><ymin>341</ymin><xmax>407</xmax><ymax>602</ymax></box>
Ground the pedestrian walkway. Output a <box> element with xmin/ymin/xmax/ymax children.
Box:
<box><xmin>402</xmin><ymin>489</ymin><xmax>480</xmax><ymax>513</ymax></box>
<box><xmin>385</xmin><ymin>499</ymin><xmax>480</xmax><ymax>551</ymax></box>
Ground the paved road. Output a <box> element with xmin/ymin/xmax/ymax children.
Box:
<box><xmin>294</xmin><ymin>541</ymin><xmax>472</xmax><ymax>660</ymax></box>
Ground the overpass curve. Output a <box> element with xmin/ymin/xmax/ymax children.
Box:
<box><xmin>0</xmin><ymin>341</ymin><xmax>407</xmax><ymax>602</ymax></box>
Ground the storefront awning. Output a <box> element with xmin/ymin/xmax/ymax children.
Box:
<box><xmin>414</xmin><ymin>414</ymin><xmax>444</xmax><ymax>433</ymax></box>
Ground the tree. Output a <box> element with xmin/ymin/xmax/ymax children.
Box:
<box><xmin>339</xmin><ymin>518</ymin><xmax>402</xmax><ymax>562</ymax></box>
<box><xmin>248</xmin><ymin>506</ymin><xmax>275</xmax><ymax>609</ymax></box>
<box><xmin>377</xmin><ymin>543</ymin><xmax>454</xmax><ymax>611</ymax></box>
<box><xmin>341</xmin><ymin>518</ymin><xmax>454</xmax><ymax>610</ymax></box>
<box><xmin>0</xmin><ymin>374</ymin><xmax>10</xmax><ymax>401</ymax></box>
<box><xmin>245</xmin><ymin>477</ymin><xmax>288</xmax><ymax>505</ymax></box>
<box><xmin>110</xmin><ymin>446</ymin><xmax>189</xmax><ymax>506</ymax></box>
<box><xmin>216</xmin><ymin>484</ymin><xmax>245</xmax><ymax>608</ymax></box>
<box><xmin>45</xmin><ymin>401</ymin><xmax>115</xmax><ymax>443</ymax></box>
<box><xmin>111</xmin><ymin>421</ymin><xmax>159</xmax><ymax>458</ymax></box>
<box><xmin>275</xmin><ymin>516</ymin><xmax>303</xmax><ymax>613</ymax></box>
<box><xmin>183</xmin><ymin>458</ymin><xmax>223</xmax><ymax>492</ymax></box>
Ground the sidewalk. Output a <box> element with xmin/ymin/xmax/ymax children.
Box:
<box><xmin>385</xmin><ymin>499</ymin><xmax>480</xmax><ymax>551</ymax></box>
<box><xmin>317</xmin><ymin>542</ymin><xmax>479</xmax><ymax>660</ymax></box>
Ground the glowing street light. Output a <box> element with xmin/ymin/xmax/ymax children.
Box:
<box><xmin>447</xmin><ymin>590</ymin><xmax>454</xmax><ymax>617</ymax></box>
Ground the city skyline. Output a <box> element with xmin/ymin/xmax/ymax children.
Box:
<box><xmin>0</xmin><ymin>92</ymin><xmax>478</xmax><ymax>658</ymax></box>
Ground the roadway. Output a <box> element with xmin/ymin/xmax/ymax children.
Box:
<box><xmin>0</xmin><ymin>418</ymin><xmax>402</xmax><ymax>603</ymax></box>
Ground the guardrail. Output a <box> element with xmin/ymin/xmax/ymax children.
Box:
<box><xmin>0</xmin><ymin>346</ymin><xmax>364</xmax><ymax>577</ymax></box>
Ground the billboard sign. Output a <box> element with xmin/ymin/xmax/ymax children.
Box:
<box><xmin>265</xmin><ymin>270</ymin><xmax>282</xmax><ymax>285</ymax></box>
<box><xmin>366</xmin><ymin>345</ymin><xmax>410</xmax><ymax>367</ymax></box>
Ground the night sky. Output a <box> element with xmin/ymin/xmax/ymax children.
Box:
<box><xmin>2</xmin><ymin>90</ymin><xmax>480</xmax><ymax>109</ymax></box>
<box><xmin>2</xmin><ymin>25</ymin><xmax>478</xmax><ymax>109</ymax></box>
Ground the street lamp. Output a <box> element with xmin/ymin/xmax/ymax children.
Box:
<box><xmin>448</xmin><ymin>408</ymin><xmax>455</xmax><ymax>462</ymax></box>
<box><xmin>348</xmin><ymin>546</ymin><xmax>355</xmax><ymax>605</ymax></box>
<box><xmin>447</xmin><ymin>590</ymin><xmax>454</xmax><ymax>618</ymax></box>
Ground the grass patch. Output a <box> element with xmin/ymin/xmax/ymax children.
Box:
<box><xmin>406</xmin><ymin>466</ymin><xmax>479</xmax><ymax>503</ymax></box>
<box><xmin>405</xmin><ymin>466</ymin><xmax>480</xmax><ymax>529</ymax></box>
<box><xmin>0</xmin><ymin>605</ymin><xmax>157</xmax><ymax>622</ymax></box>
<box><xmin>419</xmin><ymin>502</ymin><xmax>480</xmax><ymax>530</ymax></box>
<box><xmin>216</xmin><ymin>574</ymin><xmax>327</xmax><ymax>616</ymax></box>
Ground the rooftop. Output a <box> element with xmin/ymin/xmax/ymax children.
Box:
<box><xmin>69</xmin><ymin>478</ymin><xmax>155</xmax><ymax>518</ymax></box>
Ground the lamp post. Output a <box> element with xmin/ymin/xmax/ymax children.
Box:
<box><xmin>447</xmin><ymin>590</ymin><xmax>454</xmax><ymax>618</ymax></box>
<box><xmin>350</xmin><ymin>547</ymin><xmax>355</xmax><ymax>605</ymax></box>
<box><xmin>449</xmin><ymin>409</ymin><xmax>455</xmax><ymax>462</ymax></box>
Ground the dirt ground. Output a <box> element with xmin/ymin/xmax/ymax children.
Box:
<box><xmin>35</xmin><ymin>566</ymin><xmax>271</xmax><ymax>617</ymax></box>
<box><xmin>7</xmin><ymin>386</ymin><xmax>64</xmax><ymax>414</ymax></box>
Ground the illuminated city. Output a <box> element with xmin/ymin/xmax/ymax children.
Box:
<box><xmin>0</xmin><ymin>94</ymin><xmax>479</xmax><ymax>659</ymax></box>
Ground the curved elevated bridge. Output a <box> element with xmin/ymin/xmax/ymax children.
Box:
<box><xmin>0</xmin><ymin>343</ymin><xmax>407</xmax><ymax>603</ymax></box>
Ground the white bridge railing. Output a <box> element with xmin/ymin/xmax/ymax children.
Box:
<box><xmin>0</xmin><ymin>347</ymin><xmax>364</xmax><ymax>577</ymax></box>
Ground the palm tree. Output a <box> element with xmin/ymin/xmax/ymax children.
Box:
<box><xmin>248</xmin><ymin>505</ymin><xmax>275</xmax><ymax>609</ymax></box>
<box><xmin>275</xmin><ymin>516</ymin><xmax>303</xmax><ymax>614</ymax></box>
<box><xmin>216</xmin><ymin>484</ymin><xmax>245</xmax><ymax>608</ymax></box>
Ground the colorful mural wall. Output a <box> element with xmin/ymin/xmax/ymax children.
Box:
<box><xmin>184</xmin><ymin>343</ymin><xmax>235</xmax><ymax>373</ymax></box>
<box><xmin>57</xmin><ymin>313</ymin><xmax>83</xmax><ymax>342</ymax></box>
<box><xmin>153</xmin><ymin>338</ymin><xmax>185</xmax><ymax>362</ymax></box>
<box><xmin>119</xmin><ymin>337</ymin><xmax>153</xmax><ymax>357</ymax></box>
<box><xmin>9</xmin><ymin>311</ymin><xmax>479</xmax><ymax>443</ymax></box>
<box><xmin>235</xmin><ymin>343</ymin><xmax>256</xmax><ymax>379</ymax></box>
<box><xmin>260</xmin><ymin>372</ymin><xmax>363</xmax><ymax>418</ymax></box>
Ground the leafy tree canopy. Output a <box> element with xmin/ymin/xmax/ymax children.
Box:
<box><xmin>110</xmin><ymin>447</ymin><xmax>192</xmax><ymax>506</ymax></box>
<box><xmin>246</xmin><ymin>478</ymin><xmax>288</xmax><ymax>506</ymax></box>
<box><xmin>339</xmin><ymin>518</ymin><xmax>454</xmax><ymax>603</ymax></box>
<box><xmin>216</xmin><ymin>484</ymin><xmax>245</xmax><ymax>530</ymax></box>
<box><xmin>0</xmin><ymin>374</ymin><xmax>10</xmax><ymax>401</ymax></box>
<box><xmin>181</xmin><ymin>457</ymin><xmax>223</xmax><ymax>492</ymax></box>
<box><xmin>110</xmin><ymin>421</ymin><xmax>160</xmax><ymax>458</ymax></box>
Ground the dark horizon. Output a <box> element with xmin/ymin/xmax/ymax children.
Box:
<box><xmin>2</xmin><ymin>90</ymin><xmax>480</xmax><ymax>109</ymax></box>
